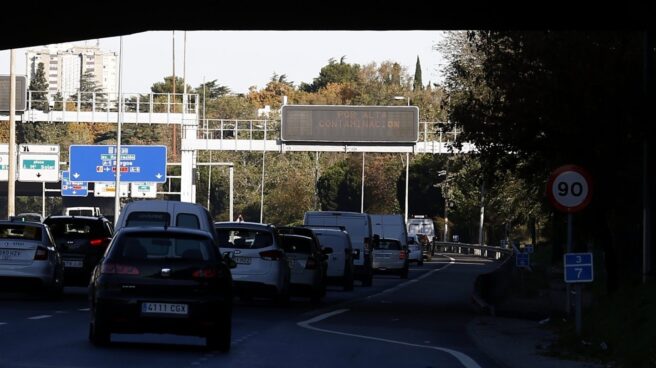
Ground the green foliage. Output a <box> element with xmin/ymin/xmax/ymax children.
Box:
<box><xmin>441</xmin><ymin>30</ymin><xmax>645</xmax><ymax>286</ymax></box>
<box><xmin>413</xmin><ymin>56</ymin><xmax>423</xmax><ymax>91</ymax></box>
<box><xmin>317</xmin><ymin>159</ymin><xmax>360</xmax><ymax>212</ymax></box>
<box><xmin>71</xmin><ymin>70</ymin><xmax>106</xmax><ymax>111</ymax></box>
<box><xmin>28</xmin><ymin>62</ymin><xmax>49</xmax><ymax>111</ymax></box>
<box><xmin>301</xmin><ymin>57</ymin><xmax>361</xmax><ymax>92</ymax></box>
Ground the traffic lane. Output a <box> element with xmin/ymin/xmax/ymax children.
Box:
<box><xmin>293</xmin><ymin>254</ymin><xmax>503</xmax><ymax>368</ymax></box>
<box><xmin>0</xmin><ymin>286</ymin><xmax>89</xmax><ymax>322</ymax></box>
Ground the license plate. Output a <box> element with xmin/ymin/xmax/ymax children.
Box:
<box><xmin>64</xmin><ymin>260</ymin><xmax>83</xmax><ymax>268</ymax></box>
<box><xmin>141</xmin><ymin>302</ymin><xmax>188</xmax><ymax>315</ymax></box>
<box><xmin>234</xmin><ymin>256</ymin><xmax>251</xmax><ymax>265</ymax></box>
<box><xmin>375</xmin><ymin>253</ymin><xmax>391</xmax><ymax>258</ymax></box>
<box><xmin>0</xmin><ymin>249</ymin><xmax>22</xmax><ymax>260</ymax></box>
<box><xmin>287</xmin><ymin>258</ymin><xmax>296</xmax><ymax>269</ymax></box>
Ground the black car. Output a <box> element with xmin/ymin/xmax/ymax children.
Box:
<box><xmin>88</xmin><ymin>227</ymin><xmax>235</xmax><ymax>351</ymax></box>
<box><xmin>44</xmin><ymin>215</ymin><xmax>113</xmax><ymax>286</ymax></box>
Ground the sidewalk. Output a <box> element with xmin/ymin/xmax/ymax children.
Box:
<box><xmin>466</xmin><ymin>316</ymin><xmax>605</xmax><ymax>368</ymax></box>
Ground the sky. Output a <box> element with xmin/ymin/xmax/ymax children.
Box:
<box><xmin>0</xmin><ymin>31</ymin><xmax>447</xmax><ymax>95</ymax></box>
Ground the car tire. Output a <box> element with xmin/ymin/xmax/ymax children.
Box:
<box><xmin>46</xmin><ymin>267</ymin><xmax>64</xmax><ymax>299</ymax></box>
<box><xmin>418</xmin><ymin>259</ymin><xmax>424</xmax><ymax>266</ymax></box>
<box><xmin>400</xmin><ymin>267</ymin><xmax>409</xmax><ymax>279</ymax></box>
<box><xmin>88</xmin><ymin>320</ymin><xmax>110</xmax><ymax>346</ymax></box>
<box><xmin>343</xmin><ymin>274</ymin><xmax>354</xmax><ymax>291</ymax></box>
<box><xmin>362</xmin><ymin>272</ymin><xmax>373</xmax><ymax>287</ymax></box>
<box><xmin>206</xmin><ymin>315</ymin><xmax>231</xmax><ymax>352</ymax></box>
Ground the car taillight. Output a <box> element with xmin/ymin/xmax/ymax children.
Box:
<box><xmin>90</xmin><ymin>238</ymin><xmax>104</xmax><ymax>247</ymax></box>
<box><xmin>193</xmin><ymin>267</ymin><xmax>219</xmax><ymax>279</ymax></box>
<box><xmin>101</xmin><ymin>263</ymin><xmax>140</xmax><ymax>275</ymax></box>
<box><xmin>34</xmin><ymin>246</ymin><xmax>48</xmax><ymax>260</ymax></box>
<box><xmin>305</xmin><ymin>257</ymin><xmax>318</xmax><ymax>270</ymax></box>
<box><xmin>259</xmin><ymin>250</ymin><xmax>283</xmax><ymax>261</ymax></box>
<box><xmin>399</xmin><ymin>251</ymin><xmax>407</xmax><ymax>260</ymax></box>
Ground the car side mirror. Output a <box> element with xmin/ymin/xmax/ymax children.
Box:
<box><xmin>322</xmin><ymin>247</ymin><xmax>333</xmax><ymax>255</ymax></box>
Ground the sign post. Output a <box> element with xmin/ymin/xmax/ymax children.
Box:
<box><xmin>546</xmin><ymin>165</ymin><xmax>593</xmax><ymax>335</ymax></box>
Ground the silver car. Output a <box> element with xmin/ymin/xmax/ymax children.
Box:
<box><xmin>0</xmin><ymin>220</ymin><xmax>64</xmax><ymax>297</ymax></box>
<box><xmin>279</xmin><ymin>233</ymin><xmax>328</xmax><ymax>304</ymax></box>
<box><xmin>372</xmin><ymin>238</ymin><xmax>409</xmax><ymax>279</ymax></box>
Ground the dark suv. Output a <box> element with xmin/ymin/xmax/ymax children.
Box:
<box><xmin>43</xmin><ymin>215</ymin><xmax>113</xmax><ymax>286</ymax></box>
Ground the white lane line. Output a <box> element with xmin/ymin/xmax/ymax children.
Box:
<box><xmin>28</xmin><ymin>315</ymin><xmax>52</xmax><ymax>320</ymax></box>
<box><xmin>365</xmin><ymin>255</ymin><xmax>456</xmax><ymax>299</ymax></box>
<box><xmin>0</xmin><ymin>322</ymin><xmax>6</xmax><ymax>326</ymax></box>
<box><xmin>78</xmin><ymin>308</ymin><xmax>90</xmax><ymax>312</ymax></box>
<box><xmin>298</xmin><ymin>308</ymin><xmax>481</xmax><ymax>368</ymax></box>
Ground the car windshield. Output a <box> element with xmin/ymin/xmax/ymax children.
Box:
<box><xmin>216</xmin><ymin>228</ymin><xmax>273</xmax><ymax>249</ymax></box>
<box><xmin>280</xmin><ymin>235</ymin><xmax>313</xmax><ymax>254</ymax></box>
<box><xmin>374</xmin><ymin>239</ymin><xmax>401</xmax><ymax>250</ymax></box>
<box><xmin>113</xmin><ymin>233</ymin><xmax>213</xmax><ymax>261</ymax></box>
<box><xmin>0</xmin><ymin>224</ymin><xmax>42</xmax><ymax>241</ymax></box>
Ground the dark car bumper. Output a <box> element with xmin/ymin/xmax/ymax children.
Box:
<box><xmin>92</xmin><ymin>293</ymin><xmax>231</xmax><ymax>336</ymax></box>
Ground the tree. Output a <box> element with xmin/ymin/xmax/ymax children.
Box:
<box><xmin>413</xmin><ymin>56</ymin><xmax>423</xmax><ymax>91</ymax></box>
<box><xmin>71</xmin><ymin>70</ymin><xmax>106</xmax><ymax>111</ymax></box>
<box><xmin>441</xmin><ymin>31</ymin><xmax>645</xmax><ymax>291</ymax></box>
<box><xmin>28</xmin><ymin>62</ymin><xmax>49</xmax><ymax>111</ymax></box>
<box><xmin>301</xmin><ymin>57</ymin><xmax>361</xmax><ymax>92</ymax></box>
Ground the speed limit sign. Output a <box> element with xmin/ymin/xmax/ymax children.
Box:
<box><xmin>546</xmin><ymin>165</ymin><xmax>593</xmax><ymax>213</ymax></box>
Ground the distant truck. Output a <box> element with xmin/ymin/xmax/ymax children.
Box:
<box><xmin>407</xmin><ymin>215</ymin><xmax>435</xmax><ymax>239</ymax></box>
<box><xmin>369</xmin><ymin>214</ymin><xmax>408</xmax><ymax>248</ymax></box>
<box><xmin>64</xmin><ymin>207</ymin><xmax>102</xmax><ymax>217</ymax></box>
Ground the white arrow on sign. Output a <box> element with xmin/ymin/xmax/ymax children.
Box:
<box><xmin>73</xmin><ymin>173</ymin><xmax>80</xmax><ymax>179</ymax></box>
<box><xmin>156</xmin><ymin>173</ymin><xmax>162</xmax><ymax>179</ymax></box>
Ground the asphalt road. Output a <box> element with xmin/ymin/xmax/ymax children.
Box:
<box><xmin>0</xmin><ymin>254</ymin><xmax>504</xmax><ymax>368</ymax></box>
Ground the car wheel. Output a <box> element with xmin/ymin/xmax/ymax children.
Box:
<box><xmin>418</xmin><ymin>259</ymin><xmax>424</xmax><ymax>266</ymax></box>
<box><xmin>343</xmin><ymin>273</ymin><xmax>354</xmax><ymax>291</ymax></box>
<box><xmin>362</xmin><ymin>272</ymin><xmax>373</xmax><ymax>287</ymax></box>
<box><xmin>46</xmin><ymin>267</ymin><xmax>64</xmax><ymax>299</ymax></box>
<box><xmin>88</xmin><ymin>319</ymin><xmax>110</xmax><ymax>346</ymax></box>
<box><xmin>206</xmin><ymin>315</ymin><xmax>231</xmax><ymax>352</ymax></box>
<box><xmin>400</xmin><ymin>267</ymin><xmax>409</xmax><ymax>279</ymax></box>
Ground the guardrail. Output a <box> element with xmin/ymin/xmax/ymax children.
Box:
<box><xmin>432</xmin><ymin>241</ymin><xmax>513</xmax><ymax>260</ymax></box>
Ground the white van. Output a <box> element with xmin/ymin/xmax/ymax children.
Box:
<box><xmin>115</xmin><ymin>200</ymin><xmax>217</xmax><ymax>245</ymax></box>
<box><xmin>370</xmin><ymin>214</ymin><xmax>420</xmax><ymax>265</ymax></box>
<box><xmin>303</xmin><ymin>211</ymin><xmax>373</xmax><ymax>287</ymax></box>
<box><xmin>64</xmin><ymin>207</ymin><xmax>101</xmax><ymax>217</ymax></box>
<box><xmin>305</xmin><ymin>227</ymin><xmax>354</xmax><ymax>291</ymax></box>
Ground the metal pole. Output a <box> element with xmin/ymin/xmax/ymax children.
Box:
<box><xmin>113</xmin><ymin>36</ymin><xmax>124</xmax><ymax>227</ymax></box>
<box><xmin>315</xmin><ymin>151</ymin><xmax>320</xmax><ymax>210</ymax></box>
<box><xmin>42</xmin><ymin>182</ymin><xmax>45</xmax><ymax>218</ymax></box>
<box><xmin>404</xmin><ymin>152</ymin><xmax>409</xmax><ymax>223</ymax></box>
<box><xmin>172</xmin><ymin>31</ymin><xmax>177</xmax><ymax>161</ymax></box>
<box><xmin>478</xmin><ymin>181</ymin><xmax>485</xmax><ymax>245</ymax></box>
<box><xmin>575</xmin><ymin>283</ymin><xmax>582</xmax><ymax>335</ymax></box>
<box><xmin>260</xmin><ymin>125</ymin><xmax>266</xmax><ymax>223</ymax></box>
<box><xmin>361</xmin><ymin>152</ymin><xmax>365</xmax><ymax>213</ymax></box>
<box><xmin>8</xmin><ymin>49</ymin><xmax>16</xmax><ymax>218</ymax></box>
<box><xmin>643</xmin><ymin>31</ymin><xmax>653</xmax><ymax>284</ymax></box>
<box><xmin>566</xmin><ymin>213</ymin><xmax>573</xmax><ymax>316</ymax></box>
<box><xmin>207</xmin><ymin>151</ymin><xmax>212</xmax><ymax>210</ymax></box>
<box><xmin>444</xmin><ymin>192</ymin><xmax>449</xmax><ymax>242</ymax></box>
<box><xmin>229</xmin><ymin>165</ymin><xmax>234</xmax><ymax>222</ymax></box>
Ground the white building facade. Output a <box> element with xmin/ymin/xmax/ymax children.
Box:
<box><xmin>25</xmin><ymin>44</ymin><xmax>118</xmax><ymax>99</ymax></box>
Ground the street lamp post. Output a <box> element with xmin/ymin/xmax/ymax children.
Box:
<box><xmin>437</xmin><ymin>170</ymin><xmax>448</xmax><ymax>242</ymax></box>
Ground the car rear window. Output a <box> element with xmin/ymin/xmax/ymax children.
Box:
<box><xmin>176</xmin><ymin>213</ymin><xmax>200</xmax><ymax>229</ymax></box>
<box><xmin>113</xmin><ymin>233</ymin><xmax>214</xmax><ymax>261</ymax></box>
<box><xmin>216</xmin><ymin>228</ymin><xmax>273</xmax><ymax>249</ymax></box>
<box><xmin>45</xmin><ymin>219</ymin><xmax>106</xmax><ymax>237</ymax></box>
<box><xmin>374</xmin><ymin>239</ymin><xmax>401</xmax><ymax>250</ymax></box>
<box><xmin>0</xmin><ymin>224</ymin><xmax>42</xmax><ymax>240</ymax></box>
<box><xmin>126</xmin><ymin>212</ymin><xmax>170</xmax><ymax>227</ymax></box>
<box><xmin>280</xmin><ymin>235</ymin><xmax>313</xmax><ymax>254</ymax></box>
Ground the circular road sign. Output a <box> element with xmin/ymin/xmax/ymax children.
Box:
<box><xmin>546</xmin><ymin>165</ymin><xmax>593</xmax><ymax>213</ymax></box>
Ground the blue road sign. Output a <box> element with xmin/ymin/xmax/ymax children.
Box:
<box><xmin>525</xmin><ymin>244</ymin><xmax>534</xmax><ymax>254</ymax></box>
<box><xmin>516</xmin><ymin>253</ymin><xmax>530</xmax><ymax>268</ymax></box>
<box><xmin>61</xmin><ymin>171</ymin><xmax>88</xmax><ymax>197</ymax></box>
<box><xmin>564</xmin><ymin>252</ymin><xmax>594</xmax><ymax>283</ymax></box>
<box><xmin>69</xmin><ymin>145</ymin><xmax>167</xmax><ymax>183</ymax></box>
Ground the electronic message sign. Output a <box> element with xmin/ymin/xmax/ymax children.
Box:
<box><xmin>281</xmin><ymin>105</ymin><xmax>419</xmax><ymax>143</ymax></box>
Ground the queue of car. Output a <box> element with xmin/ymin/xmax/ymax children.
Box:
<box><xmin>1</xmin><ymin>202</ymin><xmax>434</xmax><ymax>353</ymax></box>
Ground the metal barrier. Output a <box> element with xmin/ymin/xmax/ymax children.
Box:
<box><xmin>433</xmin><ymin>241</ymin><xmax>512</xmax><ymax>260</ymax></box>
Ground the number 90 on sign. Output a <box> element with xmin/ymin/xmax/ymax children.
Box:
<box><xmin>547</xmin><ymin>165</ymin><xmax>593</xmax><ymax>213</ymax></box>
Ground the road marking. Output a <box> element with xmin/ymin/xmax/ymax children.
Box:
<box><xmin>28</xmin><ymin>315</ymin><xmax>52</xmax><ymax>320</ymax></box>
<box><xmin>78</xmin><ymin>308</ymin><xmax>90</xmax><ymax>312</ymax></box>
<box><xmin>298</xmin><ymin>308</ymin><xmax>481</xmax><ymax>368</ymax></box>
<box><xmin>365</xmin><ymin>255</ymin><xmax>456</xmax><ymax>300</ymax></box>
<box><xmin>0</xmin><ymin>322</ymin><xmax>6</xmax><ymax>326</ymax></box>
